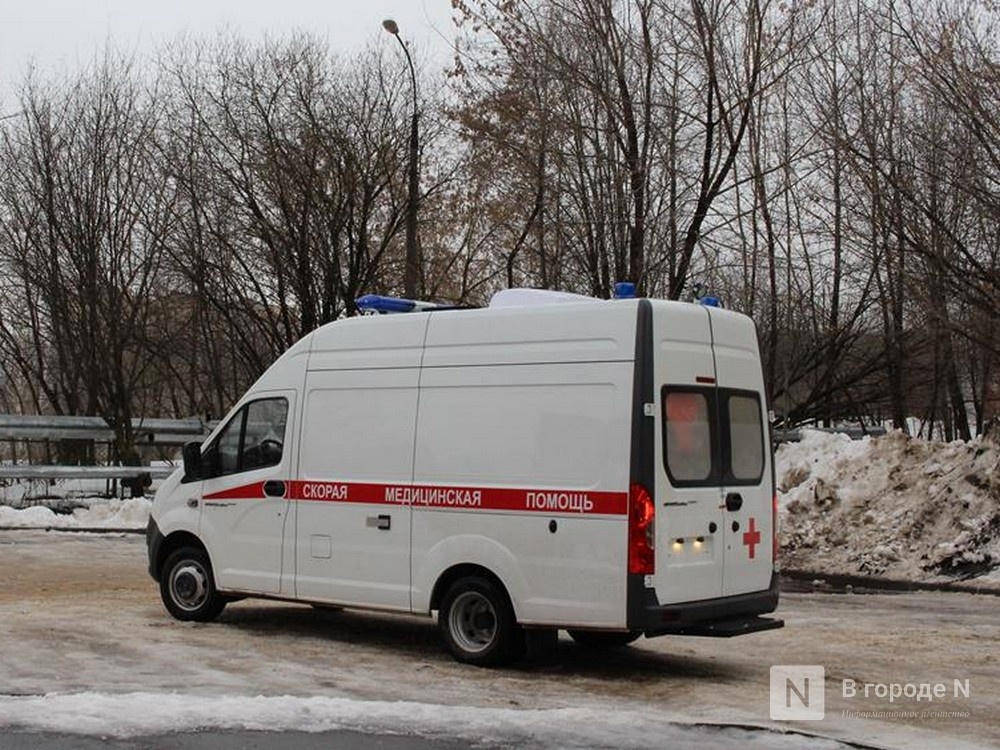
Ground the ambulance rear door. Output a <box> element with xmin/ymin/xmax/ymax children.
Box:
<box><xmin>707</xmin><ymin>308</ymin><xmax>774</xmax><ymax>597</ymax></box>
<box><xmin>651</xmin><ymin>302</ymin><xmax>725</xmax><ymax>604</ymax></box>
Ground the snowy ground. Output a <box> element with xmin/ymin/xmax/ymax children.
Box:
<box><xmin>0</xmin><ymin>693</ymin><xmax>838</xmax><ymax>750</ymax></box>
<box><xmin>776</xmin><ymin>430</ymin><xmax>1000</xmax><ymax>585</ymax></box>
<box><xmin>0</xmin><ymin>497</ymin><xmax>151</xmax><ymax>530</ymax></box>
<box><xmin>1</xmin><ymin>532</ymin><xmax>997</xmax><ymax>749</ymax></box>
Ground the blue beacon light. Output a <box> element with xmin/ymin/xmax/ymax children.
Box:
<box><xmin>355</xmin><ymin>294</ymin><xmax>418</xmax><ymax>313</ymax></box>
<box><xmin>613</xmin><ymin>281</ymin><xmax>636</xmax><ymax>299</ymax></box>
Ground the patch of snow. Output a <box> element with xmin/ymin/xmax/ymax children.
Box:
<box><xmin>0</xmin><ymin>692</ymin><xmax>844</xmax><ymax>749</ymax></box>
<box><xmin>777</xmin><ymin>429</ymin><xmax>1000</xmax><ymax>583</ymax></box>
<box><xmin>0</xmin><ymin>497</ymin><xmax>150</xmax><ymax>529</ymax></box>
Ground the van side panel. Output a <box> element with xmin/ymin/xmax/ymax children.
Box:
<box><xmin>411</xmin><ymin>305</ymin><xmax>635</xmax><ymax>627</ymax></box>
<box><xmin>308</xmin><ymin>315</ymin><xmax>426</xmax><ymax>371</ymax></box>
<box><xmin>294</xmin><ymin>368</ymin><xmax>418</xmax><ymax>609</ymax></box>
<box><xmin>292</xmin><ymin>315</ymin><xmax>429</xmax><ymax>610</ymax></box>
<box><xmin>419</xmin><ymin>302</ymin><xmax>637</xmax><ymax>368</ymax></box>
<box><xmin>410</xmin><ymin>364</ymin><xmax>632</xmax><ymax>626</ymax></box>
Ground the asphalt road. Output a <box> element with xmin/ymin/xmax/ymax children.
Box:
<box><xmin>1</xmin><ymin>531</ymin><xmax>997</xmax><ymax>749</ymax></box>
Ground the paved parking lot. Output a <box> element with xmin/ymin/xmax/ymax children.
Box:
<box><xmin>0</xmin><ymin>531</ymin><xmax>996</xmax><ymax>749</ymax></box>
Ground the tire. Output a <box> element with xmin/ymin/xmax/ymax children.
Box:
<box><xmin>438</xmin><ymin>576</ymin><xmax>522</xmax><ymax>667</ymax></box>
<box><xmin>567</xmin><ymin>629</ymin><xmax>641</xmax><ymax>649</ymax></box>
<box><xmin>160</xmin><ymin>546</ymin><xmax>226</xmax><ymax>622</ymax></box>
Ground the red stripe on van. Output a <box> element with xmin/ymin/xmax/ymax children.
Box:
<box><xmin>292</xmin><ymin>481</ymin><xmax>627</xmax><ymax>516</ymax></box>
<box><xmin>204</xmin><ymin>480</ymin><xmax>626</xmax><ymax>515</ymax></box>
<box><xmin>203</xmin><ymin>482</ymin><xmax>266</xmax><ymax>500</ymax></box>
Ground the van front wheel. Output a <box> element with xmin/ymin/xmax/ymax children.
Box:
<box><xmin>160</xmin><ymin>547</ymin><xmax>226</xmax><ymax>622</ymax></box>
<box><xmin>439</xmin><ymin>577</ymin><xmax>521</xmax><ymax>666</ymax></box>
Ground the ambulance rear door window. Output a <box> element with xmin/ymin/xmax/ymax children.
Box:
<box><xmin>723</xmin><ymin>391</ymin><xmax>764</xmax><ymax>484</ymax></box>
<box><xmin>661</xmin><ymin>387</ymin><xmax>718</xmax><ymax>486</ymax></box>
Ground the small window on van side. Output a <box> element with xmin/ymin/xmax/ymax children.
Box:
<box><xmin>662</xmin><ymin>388</ymin><xmax>716</xmax><ymax>485</ymax></box>
<box><xmin>202</xmin><ymin>397</ymin><xmax>288</xmax><ymax>479</ymax></box>
<box><xmin>725</xmin><ymin>392</ymin><xmax>764</xmax><ymax>483</ymax></box>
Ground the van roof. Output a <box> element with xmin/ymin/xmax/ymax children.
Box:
<box><xmin>488</xmin><ymin>288</ymin><xmax>601</xmax><ymax>308</ymax></box>
<box><xmin>307</xmin><ymin>295</ymin><xmax>642</xmax><ymax>370</ymax></box>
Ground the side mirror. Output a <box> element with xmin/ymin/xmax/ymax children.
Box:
<box><xmin>182</xmin><ymin>441</ymin><xmax>205</xmax><ymax>480</ymax></box>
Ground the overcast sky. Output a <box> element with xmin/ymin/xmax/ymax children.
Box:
<box><xmin>0</xmin><ymin>0</ymin><xmax>457</xmax><ymax>110</ymax></box>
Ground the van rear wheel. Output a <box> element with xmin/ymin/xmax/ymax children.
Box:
<box><xmin>439</xmin><ymin>576</ymin><xmax>521</xmax><ymax>666</ymax></box>
<box><xmin>160</xmin><ymin>546</ymin><xmax>226</xmax><ymax>622</ymax></box>
<box><xmin>567</xmin><ymin>630</ymin><xmax>641</xmax><ymax>649</ymax></box>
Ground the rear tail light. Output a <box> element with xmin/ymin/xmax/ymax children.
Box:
<box><xmin>628</xmin><ymin>483</ymin><xmax>655</xmax><ymax>575</ymax></box>
<box><xmin>772</xmin><ymin>492</ymin><xmax>780</xmax><ymax>571</ymax></box>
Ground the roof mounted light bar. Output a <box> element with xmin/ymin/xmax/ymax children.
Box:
<box><xmin>355</xmin><ymin>294</ymin><xmax>464</xmax><ymax>314</ymax></box>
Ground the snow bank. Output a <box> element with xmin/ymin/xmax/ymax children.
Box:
<box><xmin>777</xmin><ymin>430</ymin><xmax>1000</xmax><ymax>582</ymax></box>
<box><xmin>0</xmin><ymin>692</ymin><xmax>842</xmax><ymax>749</ymax></box>
<box><xmin>0</xmin><ymin>497</ymin><xmax>150</xmax><ymax>529</ymax></box>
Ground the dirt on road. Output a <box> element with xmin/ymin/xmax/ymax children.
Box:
<box><xmin>0</xmin><ymin>531</ymin><xmax>996</xmax><ymax>749</ymax></box>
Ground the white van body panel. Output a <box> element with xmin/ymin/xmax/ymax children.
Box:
<box><xmin>294</xmin><ymin>367</ymin><xmax>418</xmax><ymax>610</ymax></box>
<box><xmin>651</xmin><ymin>301</ymin><xmax>725</xmax><ymax>605</ymax></box>
<box><xmin>411</xmin><ymin>361</ymin><xmax>632</xmax><ymax>626</ymax></box>
<box><xmin>151</xmin><ymin>469</ymin><xmax>199</xmax><ymax>539</ymax></box>
<box><xmin>420</xmin><ymin>301</ymin><xmax>635</xmax><ymax>368</ymax></box>
<box><xmin>290</xmin><ymin>314</ymin><xmax>430</xmax><ymax>609</ymax></box>
<box><xmin>408</xmin><ymin>303</ymin><xmax>635</xmax><ymax>625</ymax></box>
<box><xmin>308</xmin><ymin>314</ymin><xmax>427</xmax><ymax>370</ymax></box>
<box><xmin>411</xmin><ymin>532</ymin><xmax>529</xmax><ymax>615</ymax></box>
<box><xmin>191</xmin><ymin>341</ymin><xmax>310</xmax><ymax>596</ymax></box>
<box><xmin>708</xmin><ymin>307</ymin><xmax>774</xmax><ymax>598</ymax></box>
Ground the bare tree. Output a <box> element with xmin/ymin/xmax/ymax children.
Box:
<box><xmin>0</xmin><ymin>55</ymin><xmax>170</xmax><ymax>461</ymax></box>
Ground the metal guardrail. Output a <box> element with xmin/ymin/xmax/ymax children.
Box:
<box><xmin>0</xmin><ymin>465</ymin><xmax>176</xmax><ymax>480</ymax></box>
<box><xmin>773</xmin><ymin>426</ymin><xmax>888</xmax><ymax>444</ymax></box>
<box><xmin>0</xmin><ymin>414</ymin><xmax>202</xmax><ymax>490</ymax></box>
<box><xmin>0</xmin><ymin>414</ymin><xmax>208</xmax><ymax>445</ymax></box>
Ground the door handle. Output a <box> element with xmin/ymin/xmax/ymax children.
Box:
<box><xmin>366</xmin><ymin>514</ymin><xmax>391</xmax><ymax>530</ymax></box>
<box><xmin>725</xmin><ymin>492</ymin><xmax>743</xmax><ymax>512</ymax></box>
<box><xmin>263</xmin><ymin>480</ymin><xmax>286</xmax><ymax>498</ymax></box>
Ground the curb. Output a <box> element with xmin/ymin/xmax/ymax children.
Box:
<box><xmin>781</xmin><ymin>569</ymin><xmax>1000</xmax><ymax>596</ymax></box>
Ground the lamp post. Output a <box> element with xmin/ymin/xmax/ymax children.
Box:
<box><xmin>382</xmin><ymin>18</ymin><xmax>421</xmax><ymax>299</ymax></box>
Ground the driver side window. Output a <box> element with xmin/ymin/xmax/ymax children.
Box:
<box><xmin>204</xmin><ymin>397</ymin><xmax>288</xmax><ymax>479</ymax></box>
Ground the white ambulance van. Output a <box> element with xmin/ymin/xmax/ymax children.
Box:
<box><xmin>147</xmin><ymin>288</ymin><xmax>782</xmax><ymax>665</ymax></box>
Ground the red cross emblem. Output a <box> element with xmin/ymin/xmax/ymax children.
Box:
<box><xmin>742</xmin><ymin>517</ymin><xmax>761</xmax><ymax>560</ymax></box>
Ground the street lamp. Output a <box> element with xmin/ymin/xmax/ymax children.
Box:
<box><xmin>382</xmin><ymin>18</ymin><xmax>421</xmax><ymax>299</ymax></box>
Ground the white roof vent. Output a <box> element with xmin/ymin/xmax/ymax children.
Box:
<box><xmin>489</xmin><ymin>288</ymin><xmax>599</xmax><ymax>308</ymax></box>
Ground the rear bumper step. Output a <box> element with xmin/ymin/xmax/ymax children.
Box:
<box><xmin>660</xmin><ymin>615</ymin><xmax>784</xmax><ymax>638</ymax></box>
<box><xmin>629</xmin><ymin>572</ymin><xmax>782</xmax><ymax>637</ymax></box>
